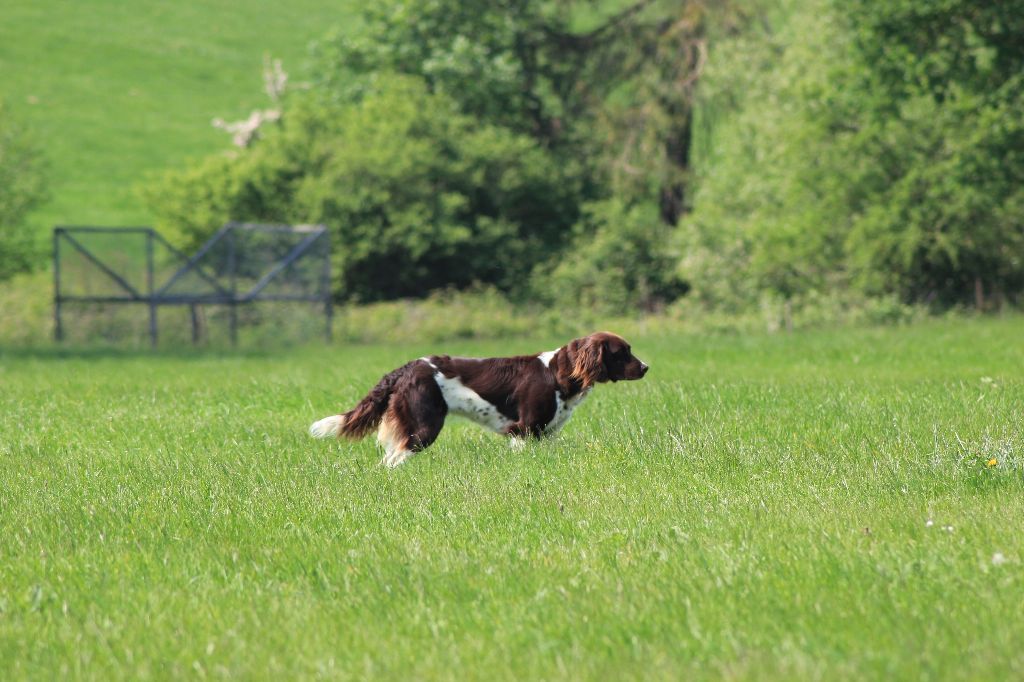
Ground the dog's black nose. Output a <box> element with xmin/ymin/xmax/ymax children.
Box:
<box><xmin>640</xmin><ymin>362</ymin><xmax>649</xmax><ymax>376</ymax></box>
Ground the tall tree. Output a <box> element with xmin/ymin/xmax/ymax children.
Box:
<box><xmin>152</xmin><ymin>0</ymin><xmax>723</xmax><ymax>305</ymax></box>
<box><xmin>682</xmin><ymin>0</ymin><xmax>1024</xmax><ymax>308</ymax></box>
<box><xmin>841</xmin><ymin>0</ymin><xmax>1024</xmax><ymax>306</ymax></box>
<box><xmin>316</xmin><ymin>0</ymin><xmax>720</xmax><ymax>224</ymax></box>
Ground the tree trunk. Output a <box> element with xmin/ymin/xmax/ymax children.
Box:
<box><xmin>658</xmin><ymin>111</ymin><xmax>691</xmax><ymax>226</ymax></box>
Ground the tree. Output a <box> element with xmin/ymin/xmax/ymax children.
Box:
<box><xmin>840</xmin><ymin>0</ymin><xmax>1024</xmax><ymax>306</ymax></box>
<box><xmin>151</xmin><ymin>0</ymin><xmax>720</xmax><ymax>305</ymax></box>
<box><xmin>544</xmin><ymin>199</ymin><xmax>687</xmax><ymax>313</ymax></box>
<box><xmin>147</xmin><ymin>76</ymin><xmax>583</xmax><ymax>301</ymax></box>
<box><xmin>682</xmin><ymin>0</ymin><xmax>1024</xmax><ymax>308</ymax></box>
<box><xmin>316</xmin><ymin>0</ymin><xmax>721</xmax><ymax>224</ymax></box>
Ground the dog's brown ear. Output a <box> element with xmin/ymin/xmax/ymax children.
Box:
<box><xmin>570</xmin><ymin>336</ymin><xmax>607</xmax><ymax>388</ymax></box>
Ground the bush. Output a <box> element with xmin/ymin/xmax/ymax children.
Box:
<box><xmin>543</xmin><ymin>199</ymin><xmax>687</xmax><ymax>314</ymax></box>
<box><xmin>146</xmin><ymin>76</ymin><xmax>583</xmax><ymax>302</ymax></box>
<box><xmin>0</xmin><ymin>102</ymin><xmax>47</xmax><ymax>281</ymax></box>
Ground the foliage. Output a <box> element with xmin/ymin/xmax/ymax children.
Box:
<box><xmin>316</xmin><ymin>0</ymin><xmax>722</xmax><ymax>223</ymax></box>
<box><xmin>312</xmin><ymin>0</ymin><xmax>579</xmax><ymax>142</ymax></box>
<box><xmin>543</xmin><ymin>199</ymin><xmax>687</xmax><ymax>313</ymax></box>
<box><xmin>840</xmin><ymin>0</ymin><xmax>1024</xmax><ymax>305</ymax></box>
<box><xmin>148</xmin><ymin>0</ymin><xmax>714</xmax><ymax>304</ymax></box>
<box><xmin>683</xmin><ymin>0</ymin><xmax>1024</xmax><ymax>308</ymax></box>
<box><xmin>141</xmin><ymin>0</ymin><xmax>1024</xmax><ymax>311</ymax></box>
<box><xmin>680</xmin><ymin>0</ymin><xmax>849</xmax><ymax>308</ymax></box>
<box><xmin>0</xmin><ymin>102</ymin><xmax>47</xmax><ymax>282</ymax></box>
<box><xmin>147</xmin><ymin>76</ymin><xmax>582</xmax><ymax>301</ymax></box>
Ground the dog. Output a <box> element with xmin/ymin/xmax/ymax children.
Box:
<box><xmin>310</xmin><ymin>332</ymin><xmax>648</xmax><ymax>467</ymax></box>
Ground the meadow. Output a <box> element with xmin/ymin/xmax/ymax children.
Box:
<box><xmin>0</xmin><ymin>0</ymin><xmax>354</xmax><ymax>232</ymax></box>
<box><xmin>1</xmin><ymin>317</ymin><xmax>1022</xmax><ymax>680</ymax></box>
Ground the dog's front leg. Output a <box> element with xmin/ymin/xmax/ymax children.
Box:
<box><xmin>504</xmin><ymin>420</ymin><xmax>543</xmax><ymax>451</ymax></box>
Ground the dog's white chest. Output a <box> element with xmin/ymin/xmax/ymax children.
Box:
<box><xmin>432</xmin><ymin>372</ymin><xmax>513</xmax><ymax>433</ymax></box>
<box><xmin>545</xmin><ymin>388</ymin><xmax>590</xmax><ymax>435</ymax></box>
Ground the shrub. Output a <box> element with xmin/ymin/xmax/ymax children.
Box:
<box><xmin>543</xmin><ymin>199</ymin><xmax>687</xmax><ymax>314</ymax></box>
<box><xmin>0</xmin><ymin>102</ymin><xmax>47</xmax><ymax>281</ymax></box>
<box><xmin>146</xmin><ymin>76</ymin><xmax>583</xmax><ymax>302</ymax></box>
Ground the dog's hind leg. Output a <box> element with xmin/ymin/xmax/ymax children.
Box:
<box><xmin>377</xmin><ymin>410</ymin><xmax>413</xmax><ymax>468</ymax></box>
<box><xmin>378</xmin><ymin>375</ymin><xmax>447</xmax><ymax>468</ymax></box>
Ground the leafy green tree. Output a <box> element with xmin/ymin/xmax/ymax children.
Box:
<box><xmin>840</xmin><ymin>0</ymin><xmax>1024</xmax><ymax>306</ymax></box>
<box><xmin>680</xmin><ymin>0</ymin><xmax>852</xmax><ymax>308</ymax></box>
<box><xmin>148</xmin><ymin>76</ymin><xmax>582</xmax><ymax>301</ymax></box>
<box><xmin>683</xmin><ymin>0</ymin><xmax>1024</xmax><ymax>308</ymax></box>
<box><xmin>0</xmin><ymin>102</ymin><xmax>47</xmax><ymax>281</ymax></box>
<box><xmin>151</xmin><ymin>0</ymin><xmax>721</xmax><ymax>304</ymax></box>
<box><xmin>316</xmin><ymin>0</ymin><xmax>726</xmax><ymax>225</ymax></box>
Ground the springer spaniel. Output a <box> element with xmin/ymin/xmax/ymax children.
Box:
<box><xmin>310</xmin><ymin>332</ymin><xmax>648</xmax><ymax>467</ymax></box>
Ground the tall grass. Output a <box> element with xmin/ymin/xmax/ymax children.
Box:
<box><xmin>1</xmin><ymin>317</ymin><xmax>1022</xmax><ymax>679</ymax></box>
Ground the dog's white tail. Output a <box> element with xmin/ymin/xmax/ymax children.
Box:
<box><xmin>309</xmin><ymin>414</ymin><xmax>346</xmax><ymax>438</ymax></box>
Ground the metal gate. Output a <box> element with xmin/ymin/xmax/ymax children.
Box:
<box><xmin>53</xmin><ymin>223</ymin><xmax>332</xmax><ymax>346</ymax></box>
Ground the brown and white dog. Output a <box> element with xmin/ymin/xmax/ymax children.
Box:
<box><xmin>310</xmin><ymin>332</ymin><xmax>648</xmax><ymax>467</ymax></box>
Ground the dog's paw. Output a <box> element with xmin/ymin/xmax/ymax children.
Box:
<box><xmin>382</xmin><ymin>449</ymin><xmax>413</xmax><ymax>468</ymax></box>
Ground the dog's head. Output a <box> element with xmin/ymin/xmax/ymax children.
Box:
<box><xmin>569</xmin><ymin>332</ymin><xmax>648</xmax><ymax>388</ymax></box>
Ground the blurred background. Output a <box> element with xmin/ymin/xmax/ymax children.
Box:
<box><xmin>1</xmin><ymin>0</ymin><xmax>1022</xmax><ymax>347</ymax></box>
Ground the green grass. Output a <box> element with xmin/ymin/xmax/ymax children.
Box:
<box><xmin>2</xmin><ymin>317</ymin><xmax>1023</xmax><ymax>680</ymax></box>
<box><xmin>0</xmin><ymin>0</ymin><xmax>354</xmax><ymax>234</ymax></box>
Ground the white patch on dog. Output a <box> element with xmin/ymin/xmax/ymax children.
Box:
<box><xmin>537</xmin><ymin>349</ymin><xmax>559</xmax><ymax>367</ymax></box>
<box><xmin>432</xmin><ymin>372</ymin><xmax>513</xmax><ymax>433</ymax></box>
<box><xmin>309</xmin><ymin>414</ymin><xmax>345</xmax><ymax>438</ymax></box>
<box><xmin>544</xmin><ymin>388</ymin><xmax>591</xmax><ymax>435</ymax></box>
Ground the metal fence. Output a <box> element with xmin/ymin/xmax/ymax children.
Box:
<box><xmin>53</xmin><ymin>223</ymin><xmax>332</xmax><ymax>346</ymax></box>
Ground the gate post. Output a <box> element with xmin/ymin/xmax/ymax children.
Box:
<box><xmin>147</xmin><ymin>229</ymin><xmax>158</xmax><ymax>348</ymax></box>
<box><xmin>191</xmin><ymin>304</ymin><xmax>200</xmax><ymax>345</ymax></box>
<box><xmin>323</xmin><ymin>231</ymin><xmax>332</xmax><ymax>343</ymax></box>
<box><xmin>53</xmin><ymin>229</ymin><xmax>64</xmax><ymax>342</ymax></box>
<box><xmin>228</xmin><ymin>228</ymin><xmax>238</xmax><ymax>347</ymax></box>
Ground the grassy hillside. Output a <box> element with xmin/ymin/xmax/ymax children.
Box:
<box><xmin>0</xmin><ymin>0</ymin><xmax>354</xmax><ymax>234</ymax></box>
<box><xmin>2</xmin><ymin>318</ymin><xmax>1023</xmax><ymax>679</ymax></box>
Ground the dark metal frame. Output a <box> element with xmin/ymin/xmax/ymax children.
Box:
<box><xmin>53</xmin><ymin>223</ymin><xmax>332</xmax><ymax>346</ymax></box>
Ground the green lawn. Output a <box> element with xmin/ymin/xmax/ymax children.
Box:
<box><xmin>0</xmin><ymin>0</ymin><xmax>354</xmax><ymax>233</ymax></box>
<box><xmin>1</xmin><ymin>317</ymin><xmax>1022</xmax><ymax>679</ymax></box>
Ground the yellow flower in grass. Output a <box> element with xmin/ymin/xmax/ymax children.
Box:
<box><xmin>986</xmin><ymin>458</ymin><xmax>997</xmax><ymax>468</ymax></box>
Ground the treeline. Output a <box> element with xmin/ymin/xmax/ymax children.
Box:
<box><xmin>45</xmin><ymin>0</ymin><xmax>1024</xmax><ymax>312</ymax></box>
<box><xmin>688</xmin><ymin>0</ymin><xmax>1024</xmax><ymax>310</ymax></box>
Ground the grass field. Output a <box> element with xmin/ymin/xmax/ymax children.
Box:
<box><xmin>1</xmin><ymin>317</ymin><xmax>1023</xmax><ymax>679</ymax></box>
<box><xmin>0</xmin><ymin>0</ymin><xmax>354</xmax><ymax>233</ymax></box>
